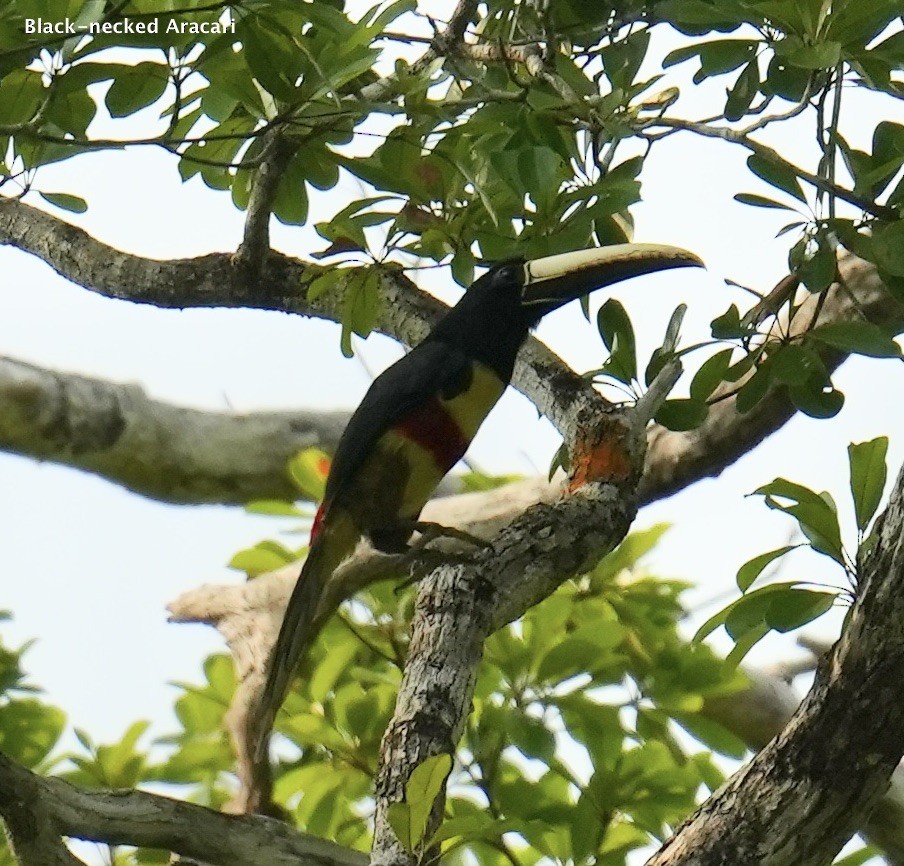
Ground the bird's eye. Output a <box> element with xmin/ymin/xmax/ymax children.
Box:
<box><xmin>498</xmin><ymin>264</ymin><xmax>518</xmax><ymax>282</ymax></box>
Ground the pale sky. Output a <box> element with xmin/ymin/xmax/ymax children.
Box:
<box><xmin>1</xmin><ymin>6</ymin><xmax>901</xmax><ymax>774</ymax></box>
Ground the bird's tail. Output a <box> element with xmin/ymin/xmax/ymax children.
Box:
<box><xmin>252</xmin><ymin>507</ymin><xmax>359</xmax><ymax>758</ymax></box>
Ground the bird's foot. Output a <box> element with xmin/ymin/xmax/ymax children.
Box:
<box><xmin>409</xmin><ymin>520</ymin><xmax>492</xmax><ymax>549</ymax></box>
<box><xmin>391</xmin><ymin>523</ymin><xmax>489</xmax><ymax>593</ymax></box>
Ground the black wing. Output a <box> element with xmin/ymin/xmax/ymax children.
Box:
<box><xmin>322</xmin><ymin>338</ymin><xmax>472</xmax><ymax>510</ymax></box>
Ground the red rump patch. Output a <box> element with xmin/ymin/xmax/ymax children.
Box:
<box><xmin>395</xmin><ymin>398</ymin><xmax>470</xmax><ymax>471</ymax></box>
<box><xmin>311</xmin><ymin>502</ymin><xmax>326</xmax><ymax>541</ymax></box>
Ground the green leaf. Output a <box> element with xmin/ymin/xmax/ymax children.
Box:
<box><xmin>711</xmin><ymin>304</ymin><xmax>743</xmax><ymax>339</ymax></box>
<box><xmin>508</xmin><ymin>713</ymin><xmax>556</xmax><ymax>762</ymax></box>
<box><xmin>228</xmin><ymin>540</ymin><xmax>300</xmax><ymax>577</ymax></box>
<box><xmin>848</xmin><ymin>437</ymin><xmax>889</xmax><ymax>531</ymax></box>
<box><xmin>244</xmin><ymin>500</ymin><xmax>305</xmax><ymax>517</ymax></box>
<box><xmin>690</xmin><ymin>348</ymin><xmax>734</xmax><ymax>401</ymax></box>
<box><xmin>389</xmin><ymin>754</ymin><xmax>452</xmax><ymax>851</ymax></box>
<box><xmin>834</xmin><ymin>846</ymin><xmax>883</xmax><ymax>866</ymax></box>
<box><xmin>735</xmin><ymin>365</ymin><xmax>772</xmax><ymax>413</ymax></box>
<box><xmin>655</xmin><ymin>399</ymin><xmax>708</xmax><ymax>431</ymax></box>
<box><xmin>597</xmin><ymin>299</ymin><xmax>637</xmax><ymax>383</ymax></box>
<box><xmin>764</xmin><ymin>588</ymin><xmax>836</xmax><ymax>632</ymax></box>
<box><xmin>770</xmin><ymin>344</ymin><xmax>824</xmax><ymax>386</ymax></box>
<box><xmin>287</xmin><ymin>448</ymin><xmax>330</xmax><ymax>501</ymax></box>
<box><xmin>809</xmin><ymin>322</ymin><xmax>902</xmax><ymax>358</ymax></box>
<box><xmin>104</xmin><ymin>62</ymin><xmax>169</xmax><ymax>117</ymax></box>
<box><xmin>725</xmin><ymin>622</ymin><xmax>770</xmax><ymax>665</ymax></box>
<box><xmin>736</xmin><ymin>545</ymin><xmax>798</xmax><ymax>591</ymax></box>
<box><xmin>754</xmin><ymin>479</ymin><xmax>845</xmax><ymax>565</ymax></box>
<box><xmin>38</xmin><ymin>192</ymin><xmax>88</xmax><ymax>213</ymax></box>
<box><xmin>386</xmin><ymin>803</ymin><xmax>419</xmax><ymax>853</ymax></box>
<box><xmin>725</xmin><ymin>60</ymin><xmax>759</xmax><ymax>121</ymax></box>
<box><xmin>733</xmin><ymin>192</ymin><xmax>794</xmax><ymax>210</ymax></box>
<box><xmin>797</xmin><ymin>239</ymin><xmax>837</xmax><ymax>292</ymax></box>
<box><xmin>787</xmin><ymin>41</ymin><xmax>842</xmax><ymax>69</ymax></box>
<box><xmin>674</xmin><ymin>713</ymin><xmax>747</xmax><ymax>758</ymax></box>
<box><xmin>0</xmin><ymin>700</ymin><xmax>66</xmax><ymax>767</ymax></box>
<box><xmin>746</xmin><ymin>154</ymin><xmax>807</xmax><ymax>203</ymax></box>
<box><xmin>872</xmin><ymin>220</ymin><xmax>904</xmax><ymax>277</ymax></box>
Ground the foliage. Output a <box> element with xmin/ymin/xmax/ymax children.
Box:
<box><xmin>0</xmin><ymin>527</ymin><xmax>753</xmax><ymax>865</ymax></box>
<box><xmin>237</xmin><ymin>522</ymin><xmax>752</xmax><ymax>864</ymax></box>
<box><xmin>0</xmin><ymin>614</ymin><xmax>66</xmax><ymax>866</ymax></box>
<box><xmin>1</xmin><ymin>1</ymin><xmax>902</xmax><ymax>862</ymax></box>
<box><xmin>1</xmin><ymin>0</ymin><xmax>902</xmax><ymax>413</ymax></box>
<box><xmin>695</xmin><ymin>437</ymin><xmax>890</xmax><ymax>662</ymax></box>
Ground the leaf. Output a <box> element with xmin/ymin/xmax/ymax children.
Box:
<box><xmin>597</xmin><ymin>299</ymin><xmax>637</xmax><ymax>383</ymax></box>
<box><xmin>725</xmin><ymin>622</ymin><xmax>770</xmax><ymax>666</ymax></box>
<box><xmin>228</xmin><ymin>540</ymin><xmax>300</xmax><ymax>577</ymax></box>
<box><xmin>711</xmin><ymin>304</ymin><xmax>743</xmax><ymax>339</ymax></box>
<box><xmin>104</xmin><ymin>62</ymin><xmax>169</xmax><ymax>117</ymax></box>
<box><xmin>754</xmin><ymin>479</ymin><xmax>845</xmax><ymax>565</ymax></box>
<box><xmin>287</xmin><ymin>448</ymin><xmax>330</xmax><ymax>501</ymax></box>
<box><xmin>787</xmin><ymin>41</ymin><xmax>841</xmax><ymax>70</ymax></box>
<box><xmin>388</xmin><ymin>754</ymin><xmax>452</xmax><ymax>851</ymax></box>
<box><xmin>736</xmin><ymin>545</ymin><xmax>798</xmax><ymax>591</ymax></box>
<box><xmin>508</xmin><ymin>713</ymin><xmax>556</xmax><ymax>762</ymax></box>
<box><xmin>690</xmin><ymin>348</ymin><xmax>734</xmax><ymax>401</ymax></box>
<box><xmin>733</xmin><ymin>192</ymin><xmax>794</xmax><ymax>210</ymax></box>
<box><xmin>724</xmin><ymin>60</ymin><xmax>759</xmax><ymax>121</ymax></box>
<box><xmin>387</xmin><ymin>802</ymin><xmax>414</xmax><ymax>848</ymax></box>
<box><xmin>764</xmin><ymin>588</ymin><xmax>836</xmax><ymax>632</ymax></box>
<box><xmin>735</xmin><ymin>364</ymin><xmax>772</xmax><ymax>413</ymax></box>
<box><xmin>746</xmin><ymin>154</ymin><xmax>807</xmax><ymax>203</ymax></box>
<box><xmin>655</xmin><ymin>399</ymin><xmax>708</xmax><ymax>431</ymax></box>
<box><xmin>848</xmin><ymin>437</ymin><xmax>889</xmax><ymax>531</ymax></box>
<box><xmin>38</xmin><ymin>192</ymin><xmax>88</xmax><ymax>213</ymax></box>
<box><xmin>0</xmin><ymin>700</ymin><xmax>66</xmax><ymax>767</ymax></box>
<box><xmin>872</xmin><ymin>220</ymin><xmax>904</xmax><ymax>277</ymax></box>
<box><xmin>770</xmin><ymin>344</ymin><xmax>824</xmax><ymax>386</ymax></box>
<box><xmin>787</xmin><ymin>380</ymin><xmax>845</xmax><ymax>419</ymax></box>
<box><xmin>797</xmin><ymin>239</ymin><xmax>837</xmax><ymax>292</ymax></box>
<box><xmin>809</xmin><ymin>322</ymin><xmax>902</xmax><ymax>358</ymax></box>
<box><xmin>243</xmin><ymin>500</ymin><xmax>305</xmax><ymax>516</ymax></box>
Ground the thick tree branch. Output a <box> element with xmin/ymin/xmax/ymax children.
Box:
<box><xmin>0</xmin><ymin>355</ymin><xmax>350</xmax><ymax>504</ymax></box>
<box><xmin>0</xmin><ymin>752</ymin><xmax>85</xmax><ymax>866</ymax></box>
<box><xmin>0</xmin><ymin>751</ymin><xmax>366</xmax><ymax>866</ymax></box>
<box><xmin>0</xmin><ymin>197</ymin><xmax>595</xmax><ymax>441</ymax></box>
<box><xmin>372</xmin><ymin>474</ymin><xmax>643</xmax><ymax>864</ymax></box>
<box><xmin>641</xmin><ymin>249</ymin><xmax>904</xmax><ymax>502</ymax></box>
<box><xmin>3</xmin><ymin>222</ymin><xmax>898</xmax><ymax>511</ymax></box>
<box><xmin>649</xmin><ymin>461</ymin><xmax>904</xmax><ymax>866</ymax></box>
<box><xmin>702</xmin><ymin>665</ymin><xmax>904</xmax><ymax>864</ymax></box>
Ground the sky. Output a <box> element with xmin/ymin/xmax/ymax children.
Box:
<box><xmin>1</xmin><ymin>3</ymin><xmax>902</xmax><ymax>783</ymax></box>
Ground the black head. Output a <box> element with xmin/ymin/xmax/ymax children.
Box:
<box><xmin>429</xmin><ymin>244</ymin><xmax>705</xmax><ymax>382</ymax></box>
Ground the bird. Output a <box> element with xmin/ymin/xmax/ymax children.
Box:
<box><xmin>253</xmin><ymin>243</ymin><xmax>703</xmax><ymax>750</ymax></box>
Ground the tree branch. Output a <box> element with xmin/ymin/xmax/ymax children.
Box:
<box><xmin>649</xmin><ymin>461</ymin><xmax>904</xmax><ymax>866</ymax></box>
<box><xmin>3</xmin><ymin>220</ymin><xmax>898</xmax><ymax>510</ymax></box>
<box><xmin>640</xmin><ymin>117</ymin><xmax>899</xmax><ymax>221</ymax></box>
<box><xmin>0</xmin><ymin>197</ymin><xmax>596</xmax><ymax>443</ymax></box>
<box><xmin>233</xmin><ymin>133</ymin><xmax>298</xmax><ymax>278</ymax></box>
<box><xmin>640</xmin><ymin>249</ymin><xmax>904</xmax><ymax>503</ymax></box>
<box><xmin>702</xmin><ymin>664</ymin><xmax>904</xmax><ymax>864</ymax></box>
<box><xmin>0</xmin><ymin>750</ymin><xmax>366</xmax><ymax>866</ymax></box>
<box><xmin>0</xmin><ymin>355</ymin><xmax>350</xmax><ymax>504</ymax></box>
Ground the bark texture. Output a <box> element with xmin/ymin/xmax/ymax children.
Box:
<box><xmin>648</xmin><ymin>463</ymin><xmax>904</xmax><ymax>866</ymax></box>
<box><xmin>0</xmin><ymin>356</ymin><xmax>349</xmax><ymax>503</ymax></box>
<box><xmin>0</xmin><ymin>751</ymin><xmax>366</xmax><ymax>866</ymax></box>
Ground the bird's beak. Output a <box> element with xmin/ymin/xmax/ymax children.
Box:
<box><xmin>520</xmin><ymin>244</ymin><xmax>704</xmax><ymax>308</ymax></box>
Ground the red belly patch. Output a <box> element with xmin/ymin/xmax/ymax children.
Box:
<box><xmin>394</xmin><ymin>398</ymin><xmax>470</xmax><ymax>471</ymax></box>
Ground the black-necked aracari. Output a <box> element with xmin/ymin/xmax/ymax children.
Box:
<box><xmin>256</xmin><ymin>243</ymin><xmax>703</xmax><ymax>742</ymax></box>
